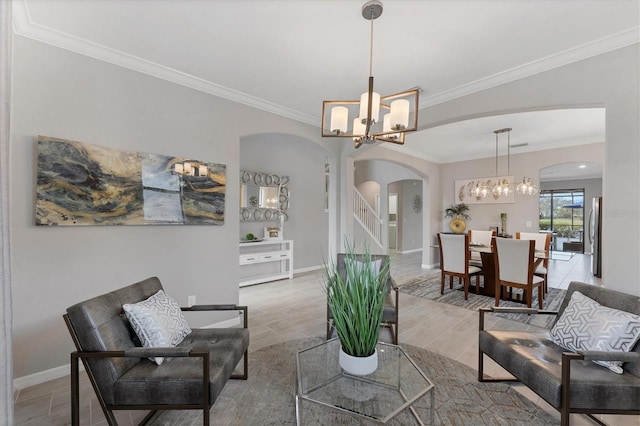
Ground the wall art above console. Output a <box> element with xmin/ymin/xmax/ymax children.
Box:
<box><xmin>36</xmin><ymin>135</ymin><xmax>226</xmax><ymax>226</ymax></box>
<box><xmin>239</xmin><ymin>169</ymin><xmax>289</xmax><ymax>222</ymax></box>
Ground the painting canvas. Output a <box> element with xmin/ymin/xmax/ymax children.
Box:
<box><xmin>36</xmin><ymin>136</ymin><xmax>226</xmax><ymax>225</ymax></box>
<box><xmin>454</xmin><ymin>176</ymin><xmax>515</xmax><ymax>204</ymax></box>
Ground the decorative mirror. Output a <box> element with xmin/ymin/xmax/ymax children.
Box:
<box><xmin>239</xmin><ymin>170</ymin><xmax>289</xmax><ymax>222</ymax></box>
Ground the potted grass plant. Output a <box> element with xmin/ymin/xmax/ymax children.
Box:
<box><xmin>323</xmin><ymin>242</ymin><xmax>389</xmax><ymax>375</ymax></box>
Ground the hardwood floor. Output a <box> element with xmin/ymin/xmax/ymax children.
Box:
<box><xmin>15</xmin><ymin>252</ymin><xmax>636</xmax><ymax>425</ymax></box>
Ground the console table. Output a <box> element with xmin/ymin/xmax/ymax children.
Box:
<box><xmin>239</xmin><ymin>239</ymin><xmax>293</xmax><ymax>287</ymax></box>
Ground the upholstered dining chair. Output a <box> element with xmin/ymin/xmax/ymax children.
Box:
<box><xmin>468</xmin><ymin>230</ymin><xmax>496</xmax><ymax>267</ymax></box>
<box><xmin>493</xmin><ymin>238</ymin><xmax>544</xmax><ymax>308</ymax></box>
<box><xmin>326</xmin><ymin>253</ymin><xmax>399</xmax><ymax>345</ymax></box>
<box><xmin>516</xmin><ymin>232</ymin><xmax>551</xmax><ymax>295</ymax></box>
<box><xmin>437</xmin><ymin>233</ymin><xmax>482</xmax><ymax>300</ymax></box>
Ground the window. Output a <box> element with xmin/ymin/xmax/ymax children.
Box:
<box><xmin>539</xmin><ymin>189</ymin><xmax>584</xmax><ymax>251</ymax></box>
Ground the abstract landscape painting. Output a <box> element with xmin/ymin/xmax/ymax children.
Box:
<box><xmin>36</xmin><ymin>136</ymin><xmax>226</xmax><ymax>226</ymax></box>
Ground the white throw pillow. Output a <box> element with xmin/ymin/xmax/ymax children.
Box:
<box><xmin>123</xmin><ymin>290</ymin><xmax>192</xmax><ymax>365</ymax></box>
<box><xmin>546</xmin><ymin>291</ymin><xmax>640</xmax><ymax>374</ymax></box>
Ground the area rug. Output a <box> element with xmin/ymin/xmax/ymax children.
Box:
<box><xmin>149</xmin><ymin>337</ymin><xmax>557</xmax><ymax>425</ymax></box>
<box><xmin>398</xmin><ymin>272</ymin><xmax>565</xmax><ymax>329</ymax></box>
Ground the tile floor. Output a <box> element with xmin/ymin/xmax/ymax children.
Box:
<box><xmin>14</xmin><ymin>252</ymin><xmax>638</xmax><ymax>425</ymax></box>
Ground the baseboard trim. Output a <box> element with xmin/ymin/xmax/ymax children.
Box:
<box><xmin>14</xmin><ymin>364</ymin><xmax>79</xmax><ymax>390</ymax></box>
<box><xmin>397</xmin><ymin>248</ymin><xmax>423</xmax><ymax>254</ymax></box>
<box><xmin>422</xmin><ymin>263</ymin><xmax>439</xmax><ymax>269</ymax></box>
<box><xmin>293</xmin><ymin>265</ymin><xmax>323</xmax><ymax>274</ymax></box>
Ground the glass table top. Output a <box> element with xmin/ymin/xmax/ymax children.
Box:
<box><xmin>295</xmin><ymin>338</ymin><xmax>435</xmax><ymax>424</ymax></box>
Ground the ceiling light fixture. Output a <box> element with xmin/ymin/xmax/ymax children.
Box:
<box><xmin>516</xmin><ymin>176</ymin><xmax>539</xmax><ymax>195</ymax></box>
<box><xmin>321</xmin><ymin>0</ymin><xmax>419</xmax><ymax>149</ymax></box>
<box><xmin>473</xmin><ymin>127</ymin><xmax>539</xmax><ymax>198</ymax></box>
<box><xmin>491</xmin><ymin>128</ymin><xmax>513</xmax><ymax>197</ymax></box>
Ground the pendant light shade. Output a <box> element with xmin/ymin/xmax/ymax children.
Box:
<box><xmin>330</xmin><ymin>106</ymin><xmax>349</xmax><ymax>134</ymax></box>
<box><xmin>390</xmin><ymin>99</ymin><xmax>410</xmax><ymax>130</ymax></box>
<box><xmin>359</xmin><ymin>91</ymin><xmax>380</xmax><ymax>124</ymax></box>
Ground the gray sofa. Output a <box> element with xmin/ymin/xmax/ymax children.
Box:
<box><xmin>64</xmin><ymin>276</ymin><xmax>249</xmax><ymax>426</ymax></box>
<box><xmin>478</xmin><ymin>281</ymin><xmax>640</xmax><ymax>425</ymax></box>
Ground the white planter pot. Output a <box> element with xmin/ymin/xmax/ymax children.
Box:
<box><xmin>339</xmin><ymin>347</ymin><xmax>378</xmax><ymax>376</ymax></box>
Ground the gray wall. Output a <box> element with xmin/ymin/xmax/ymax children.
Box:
<box><xmin>400</xmin><ymin>180</ymin><xmax>423</xmax><ymax>253</ymax></box>
<box><xmin>440</xmin><ymin>143</ymin><xmax>604</xmax><ymax>237</ymax></box>
<box><xmin>345</xmin><ymin>45</ymin><xmax>638</xmax><ymax>288</ymax></box>
<box><xmin>8</xmin><ymin>23</ymin><xmax>639</xmax><ymax>383</ymax></box>
<box><xmin>10</xmin><ymin>36</ymin><xmax>324</xmax><ymax>378</ymax></box>
<box><xmin>419</xmin><ymin>45</ymin><xmax>638</xmax><ymax>293</ymax></box>
<box><xmin>240</xmin><ymin>133</ymin><xmax>330</xmax><ymax>269</ymax></box>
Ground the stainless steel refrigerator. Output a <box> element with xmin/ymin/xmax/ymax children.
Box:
<box><xmin>588</xmin><ymin>197</ymin><xmax>602</xmax><ymax>277</ymax></box>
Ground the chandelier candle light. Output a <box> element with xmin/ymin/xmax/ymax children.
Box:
<box><xmin>321</xmin><ymin>1</ymin><xmax>419</xmax><ymax>148</ymax></box>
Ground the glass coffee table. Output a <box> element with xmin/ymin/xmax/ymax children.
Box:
<box><xmin>295</xmin><ymin>338</ymin><xmax>435</xmax><ymax>425</ymax></box>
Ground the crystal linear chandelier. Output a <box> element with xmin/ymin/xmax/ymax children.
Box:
<box><xmin>472</xmin><ymin>127</ymin><xmax>538</xmax><ymax>198</ymax></box>
<box><xmin>321</xmin><ymin>0</ymin><xmax>419</xmax><ymax>149</ymax></box>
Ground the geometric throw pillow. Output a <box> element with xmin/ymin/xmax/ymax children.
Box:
<box><xmin>123</xmin><ymin>290</ymin><xmax>192</xmax><ymax>365</ymax></box>
<box><xmin>546</xmin><ymin>291</ymin><xmax>640</xmax><ymax>374</ymax></box>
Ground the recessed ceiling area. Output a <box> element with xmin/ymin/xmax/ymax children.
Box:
<box><xmin>540</xmin><ymin>162</ymin><xmax>603</xmax><ymax>182</ymax></box>
<box><xmin>384</xmin><ymin>108</ymin><xmax>606</xmax><ymax>163</ymax></box>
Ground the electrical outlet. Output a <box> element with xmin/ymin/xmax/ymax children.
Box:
<box><xmin>525</xmin><ymin>221</ymin><xmax>532</xmax><ymax>228</ymax></box>
<box><xmin>188</xmin><ymin>295</ymin><xmax>196</xmax><ymax>307</ymax></box>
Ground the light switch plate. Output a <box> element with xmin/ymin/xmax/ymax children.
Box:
<box><xmin>525</xmin><ymin>221</ymin><xmax>532</xmax><ymax>228</ymax></box>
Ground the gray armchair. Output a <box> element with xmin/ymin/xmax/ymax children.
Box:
<box><xmin>326</xmin><ymin>253</ymin><xmax>399</xmax><ymax>345</ymax></box>
<box><xmin>64</xmin><ymin>277</ymin><xmax>249</xmax><ymax>426</ymax></box>
<box><xmin>479</xmin><ymin>281</ymin><xmax>640</xmax><ymax>425</ymax></box>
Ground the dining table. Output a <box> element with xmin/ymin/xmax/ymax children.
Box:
<box><xmin>469</xmin><ymin>244</ymin><xmax>550</xmax><ymax>299</ymax></box>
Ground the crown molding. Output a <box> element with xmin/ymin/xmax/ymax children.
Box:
<box><xmin>11</xmin><ymin>0</ymin><xmax>319</xmax><ymax>127</ymax></box>
<box><xmin>12</xmin><ymin>1</ymin><xmax>639</xmax><ymax>125</ymax></box>
<box><xmin>420</xmin><ymin>26</ymin><xmax>640</xmax><ymax>108</ymax></box>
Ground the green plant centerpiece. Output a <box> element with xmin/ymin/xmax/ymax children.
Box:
<box><xmin>323</xmin><ymin>242</ymin><xmax>389</xmax><ymax>375</ymax></box>
<box><xmin>445</xmin><ymin>203</ymin><xmax>471</xmax><ymax>233</ymax></box>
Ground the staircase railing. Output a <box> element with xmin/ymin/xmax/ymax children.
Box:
<box><xmin>353</xmin><ymin>188</ymin><xmax>383</xmax><ymax>248</ymax></box>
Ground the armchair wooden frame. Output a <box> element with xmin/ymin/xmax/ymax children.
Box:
<box><xmin>64</xmin><ymin>304</ymin><xmax>248</xmax><ymax>426</ymax></box>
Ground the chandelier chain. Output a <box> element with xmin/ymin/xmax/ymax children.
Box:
<box><xmin>507</xmin><ymin>129</ymin><xmax>510</xmax><ymax>175</ymax></box>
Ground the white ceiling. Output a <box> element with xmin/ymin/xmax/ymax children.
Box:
<box><xmin>12</xmin><ymin>0</ymin><xmax>640</xmax><ymax>172</ymax></box>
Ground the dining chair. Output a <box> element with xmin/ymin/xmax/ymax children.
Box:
<box><xmin>437</xmin><ymin>233</ymin><xmax>482</xmax><ymax>300</ymax></box>
<box><xmin>468</xmin><ymin>230</ymin><xmax>496</xmax><ymax>267</ymax></box>
<box><xmin>493</xmin><ymin>238</ymin><xmax>544</xmax><ymax>308</ymax></box>
<box><xmin>516</xmin><ymin>232</ymin><xmax>551</xmax><ymax>296</ymax></box>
